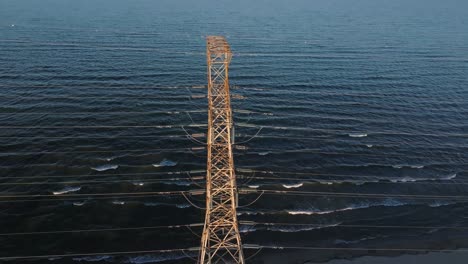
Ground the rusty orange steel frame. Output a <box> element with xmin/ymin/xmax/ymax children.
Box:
<box><xmin>199</xmin><ymin>36</ymin><xmax>245</xmax><ymax>264</ymax></box>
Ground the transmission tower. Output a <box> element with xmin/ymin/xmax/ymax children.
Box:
<box><xmin>199</xmin><ymin>36</ymin><xmax>245</xmax><ymax>264</ymax></box>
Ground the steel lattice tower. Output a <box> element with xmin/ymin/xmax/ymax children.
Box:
<box><xmin>199</xmin><ymin>36</ymin><xmax>245</xmax><ymax>264</ymax></box>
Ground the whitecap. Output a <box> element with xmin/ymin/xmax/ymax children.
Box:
<box><xmin>429</xmin><ymin>201</ymin><xmax>455</xmax><ymax>208</ymax></box>
<box><xmin>237</xmin><ymin>211</ymin><xmax>264</xmax><ymax>216</ymax></box>
<box><xmin>390</xmin><ymin>176</ymin><xmax>418</xmax><ymax>183</ymax></box>
<box><xmin>239</xmin><ymin>225</ymin><xmax>257</xmax><ymax>233</ymax></box>
<box><xmin>153</xmin><ymin>159</ymin><xmax>177</xmax><ymax>167</ymax></box>
<box><xmin>248</xmin><ymin>185</ymin><xmax>260</xmax><ymax>189</ymax></box>
<box><xmin>443</xmin><ymin>173</ymin><xmax>457</xmax><ymax>180</ymax></box>
<box><xmin>73</xmin><ymin>201</ymin><xmax>85</xmax><ymax>206</ymax></box>
<box><xmin>91</xmin><ymin>164</ymin><xmax>119</xmax><ymax>171</ymax></box>
<box><xmin>176</xmin><ymin>204</ymin><xmax>191</xmax><ymax>208</ymax></box>
<box><xmin>390</xmin><ymin>173</ymin><xmax>457</xmax><ymax>183</ymax></box>
<box><xmin>112</xmin><ymin>201</ymin><xmax>125</xmax><ymax>205</ymax></box>
<box><xmin>288</xmin><ymin>200</ymin><xmax>406</xmax><ymax>215</ymax></box>
<box><xmin>133</xmin><ymin>182</ymin><xmax>145</xmax><ymax>186</ymax></box>
<box><xmin>366</xmin><ymin>144</ymin><xmax>373</xmax><ymax>148</ymax></box>
<box><xmin>97</xmin><ymin>156</ymin><xmax>117</xmax><ymax>162</ymax></box>
<box><xmin>393</xmin><ymin>164</ymin><xmax>424</xmax><ymax>169</ymax></box>
<box><xmin>258</xmin><ymin>152</ymin><xmax>270</xmax><ymax>156</ymax></box>
<box><xmin>53</xmin><ymin>186</ymin><xmax>81</xmax><ymax>195</ymax></box>
<box><xmin>282</xmin><ymin>183</ymin><xmax>303</xmax><ymax>189</ymax></box>
<box><xmin>349</xmin><ymin>133</ymin><xmax>367</xmax><ymax>138</ymax></box>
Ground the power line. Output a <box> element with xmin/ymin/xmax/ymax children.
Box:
<box><xmin>0</xmin><ymin>194</ymin><xmax>193</xmax><ymax>204</ymax></box>
<box><xmin>0</xmin><ymin>248</ymin><xmax>200</xmax><ymax>261</ymax></box>
<box><xmin>249</xmin><ymin>222</ymin><xmax>468</xmax><ymax>230</ymax></box>
<box><xmin>240</xmin><ymin>176</ymin><xmax>465</xmax><ymax>185</ymax></box>
<box><xmin>0</xmin><ymin>124</ymin><xmax>207</xmax><ymax>129</ymax></box>
<box><xmin>0</xmin><ymin>170</ymin><xmax>206</xmax><ymax>180</ymax></box>
<box><xmin>247</xmin><ymin>245</ymin><xmax>468</xmax><ymax>253</ymax></box>
<box><xmin>0</xmin><ymin>147</ymin><xmax>197</xmax><ymax>155</ymax></box>
<box><xmin>237</xmin><ymin>123</ymin><xmax>468</xmax><ymax>138</ymax></box>
<box><xmin>0</xmin><ymin>135</ymin><xmax>190</xmax><ymax>140</ymax></box>
<box><xmin>0</xmin><ymin>223</ymin><xmax>203</xmax><ymax>236</ymax></box>
<box><xmin>0</xmin><ymin>110</ymin><xmax>206</xmax><ymax>116</ymax></box>
<box><xmin>236</xmin><ymin>169</ymin><xmax>459</xmax><ymax>180</ymax></box>
<box><xmin>241</xmin><ymin>147</ymin><xmax>467</xmax><ymax>160</ymax></box>
<box><xmin>241</xmin><ymin>189</ymin><xmax>468</xmax><ymax>200</ymax></box>
<box><xmin>0</xmin><ymin>190</ymin><xmax>194</xmax><ymax>199</ymax></box>
<box><xmin>0</xmin><ymin>95</ymin><xmax>196</xmax><ymax>100</ymax></box>
<box><xmin>0</xmin><ymin>175</ymin><xmax>462</xmax><ymax>187</ymax></box>
<box><xmin>0</xmin><ymin>177</ymin><xmax>201</xmax><ymax>186</ymax></box>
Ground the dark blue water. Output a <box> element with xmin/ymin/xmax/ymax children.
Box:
<box><xmin>1</xmin><ymin>0</ymin><xmax>468</xmax><ymax>263</ymax></box>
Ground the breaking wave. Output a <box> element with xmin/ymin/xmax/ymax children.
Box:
<box><xmin>392</xmin><ymin>164</ymin><xmax>425</xmax><ymax>169</ymax></box>
<box><xmin>153</xmin><ymin>159</ymin><xmax>177</xmax><ymax>167</ymax></box>
<box><xmin>52</xmin><ymin>186</ymin><xmax>81</xmax><ymax>195</ymax></box>
<box><xmin>238</xmin><ymin>198</ymin><xmax>457</xmax><ymax>217</ymax></box>
<box><xmin>349</xmin><ymin>133</ymin><xmax>367</xmax><ymax>138</ymax></box>
<box><xmin>282</xmin><ymin>183</ymin><xmax>303</xmax><ymax>189</ymax></box>
<box><xmin>390</xmin><ymin>173</ymin><xmax>457</xmax><ymax>183</ymax></box>
<box><xmin>91</xmin><ymin>164</ymin><xmax>119</xmax><ymax>171</ymax></box>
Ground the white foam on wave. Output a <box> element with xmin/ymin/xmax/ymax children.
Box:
<box><xmin>287</xmin><ymin>199</ymin><xmax>406</xmax><ymax>215</ymax></box>
<box><xmin>98</xmin><ymin>156</ymin><xmax>117</xmax><ymax>162</ymax></box>
<box><xmin>366</xmin><ymin>144</ymin><xmax>373</xmax><ymax>148</ymax></box>
<box><xmin>91</xmin><ymin>164</ymin><xmax>119</xmax><ymax>171</ymax></box>
<box><xmin>238</xmin><ymin>200</ymin><xmax>408</xmax><ymax>216</ymax></box>
<box><xmin>429</xmin><ymin>201</ymin><xmax>456</xmax><ymax>208</ymax></box>
<box><xmin>153</xmin><ymin>159</ymin><xmax>177</xmax><ymax>168</ymax></box>
<box><xmin>258</xmin><ymin>152</ymin><xmax>270</xmax><ymax>156</ymax></box>
<box><xmin>282</xmin><ymin>183</ymin><xmax>303</xmax><ymax>189</ymax></box>
<box><xmin>133</xmin><ymin>182</ymin><xmax>145</xmax><ymax>186</ymax></box>
<box><xmin>349</xmin><ymin>133</ymin><xmax>367</xmax><ymax>138</ymax></box>
<box><xmin>73</xmin><ymin>201</ymin><xmax>85</xmax><ymax>206</ymax></box>
<box><xmin>112</xmin><ymin>201</ymin><xmax>125</xmax><ymax>205</ymax></box>
<box><xmin>53</xmin><ymin>186</ymin><xmax>81</xmax><ymax>195</ymax></box>
<box><xmin>392</xmin><ymin>164</ymin><xmax>424</xmax><ymax>169</ymax></box>
<box><xmin>248</xmin><ymin>185</ymin><xmax>260</xmax><ymax>189</ymax></box>
<box><xmin>390</xmin><ymin>173</ymin><xmax>457</xmax><ymax>183</ymax></box>
<box><xmin>334</xmin><ymin>235</ymin><xmax>384</xmax><ymax>245</ymax></box>
<box><xmin>443</xmin><ymin>173</ymin><xmax>457</xmax><ymax>180</ymax></box>
<box><xmin>176</xmin><ymin>204</ymin><xmax>191</xmax><ymax>209</ymax></box>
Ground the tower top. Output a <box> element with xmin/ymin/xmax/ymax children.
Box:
<box><xmin>206</xmin><ymin>36</ymin><xmax>232</xmax><ymax>56</ymax></box>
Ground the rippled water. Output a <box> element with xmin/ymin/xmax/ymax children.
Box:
<box><xmin>1</xmin><ymin>0</ymin><xmax>468</xmax><ymax>263</ymax></box>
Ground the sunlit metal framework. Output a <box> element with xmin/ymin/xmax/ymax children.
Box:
<box><xmin>199</xmin><ymin>36</ymin><xmax>245</xmax><ymax>264</ymax></box>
